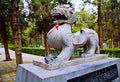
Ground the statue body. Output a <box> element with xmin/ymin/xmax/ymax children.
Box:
<box><xmin>45</xmin><ymin>4</ymin><xmax>100</xmax><ymax>63</ymax></box>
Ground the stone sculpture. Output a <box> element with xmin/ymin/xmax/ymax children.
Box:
<box><xmin>45</xmin><ymin>4</ymin><xmax>100</xmax><ymax>64</ymax></box>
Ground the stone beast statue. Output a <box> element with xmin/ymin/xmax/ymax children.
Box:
<box><xmin>45</xmin><ymin>4</ymin><xmax>100</xmax><ymax>64</ymax></box>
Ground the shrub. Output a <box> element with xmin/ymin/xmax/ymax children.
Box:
<box><xmin>9</xmin><ymin>46</ymin><xmax>120</xmax><ymax>58</ymax></box>
<box><xmin>100</xmin><ymin>48</ymin><xmax>120</xmax><ymax>58</ymax></box>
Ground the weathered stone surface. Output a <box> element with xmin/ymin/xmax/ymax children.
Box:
<box><xmin>33</xmin><ymin>54</ymin><xmax>108</xmax><ymax>70</ymax></box>
<box><xmin>45</xmin><ymin>4</ymin><xmax>100</xmax><ymax>63</ymax></box>
<box><xmin>16</xmin><ymin>58</ymin><xmax>120</xmax><ymax>82</ymax></box>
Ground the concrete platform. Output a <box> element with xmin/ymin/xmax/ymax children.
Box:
<box><xmin>33</xmin><ymin>54</ymin><xmax>108</xmax><ymax>70</ymax></box>
<box><xmin>16</xmin><ymin>58</ymin><xmax>120</xmax><ymax>82</ymax></box>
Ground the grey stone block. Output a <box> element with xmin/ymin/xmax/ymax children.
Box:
<box><xmin>16</xmin><ymin>58</ymin><xmax>120</xmax><ymax>82</ymax></box>
<box><xmin>33</xmin><ymin>54</ymin><xmax>108</xmax><ymax>70</ymax></box>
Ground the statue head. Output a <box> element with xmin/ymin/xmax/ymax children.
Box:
<box><xmin>51</xmin><ymin>4</ymin><xmax>77</xmax><ymax>24</ymax></box>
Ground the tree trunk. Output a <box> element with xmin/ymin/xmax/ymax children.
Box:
<box><xmin>42</xmin><ymin>33</ymin><xmax>44</xmax><ymax>47</ymax></box>
<box><xmin>0</xmin><ymin>16</ymin><xmax>11</xmax><ymax>61</ymax></box>
<box><xmin>111</xmin><ymin>0</ymin><xmax>117</xmax><ymax>48</ymax></box>
<box><xmin>118</xmin><ymin>41</ymin><xmax>120</xmax><ymax>48</ymax></box>
<box><xmin>3</xmin><ymin>24</ymin><xmax>11</xmax><ymax>61</ymax></box>
<box><xmin>43</xmin><ymin>18</ymin><xmax>50</xmax><ymax>56</ymax></box>
<box><xmin>111</xmin><ymin>30</ymin><xmax>114</xmax><ymax>48</ymax></box>
<box><xmin>44</xmin><ymin>34</ymin><xmax>50</xmax><ymax>56</ymax></box>
<box><xmin>11</xmin><ymin>0</ymin><xmax>23</xmax><ymax>66</ymax></box>
<box><xmin>98</xmin><ymin>0</ymin><xmax>103</xmax><ymax>48</ymax></box>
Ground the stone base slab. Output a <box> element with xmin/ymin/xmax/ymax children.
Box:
<box><xmin>33</xmin><ymin>54</ymin><xmax>108</xmax><ymax>70</ymax></box>
<box><xmin>16</xmin><ymin>58</ymin><xmax>120</xmax><ymax>82</ymax></box>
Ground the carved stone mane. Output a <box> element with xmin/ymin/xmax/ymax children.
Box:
<box><xmin>51</xmin><ymin>4</ymin><xmax>77</xmax><ymax>24</ymax></box>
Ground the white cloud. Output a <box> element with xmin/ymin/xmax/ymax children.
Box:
<box><xmin>23</xmin><ymin>0</ymin><xmax>31</xmax><ymax>16</ymax></box>
<box><xmin>85</xmin><ymin>3</ymin><xmax>97</xmax><ymax>13</ymax></box>
<box><xmin>70</xmin><ymin>0</ymin><xmax>97</xmax><ymax>13</ymax></box>
<box><xmin>70</xmin><ymin>0</ymin><xmax>84</xmax><ymax>11</ymax></box>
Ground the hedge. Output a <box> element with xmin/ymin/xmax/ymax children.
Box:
<box><xmin>22</xmin><ymin>47</ymin><xmax>60</xmax><ymax>56</ymax></box>
<box><xmin>9</xmin><ymin>46</ymin><xmax>60</xmax><ymax>56</ymax></box>
<box><xmin>100</xmin><ymin>48</ymin><xmax>120</xmax><ymax>58</ymax></box>
<box><xmin>9</xmin><ymin>46</ymin><xmax>120</xmax><ymax>58</ymax></box>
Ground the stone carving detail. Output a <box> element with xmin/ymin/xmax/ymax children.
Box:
<box><xmin>45</xmin><ymin>4</ymin><xmax>100</xmax><ymax>64</ymax></box>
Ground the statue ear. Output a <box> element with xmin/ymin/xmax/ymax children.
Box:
<box><xmin>67</xmin><ymin>12</ymin><xmax>77</xmax><ymax>24</ymax></box>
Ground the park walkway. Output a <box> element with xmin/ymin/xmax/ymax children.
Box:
<box><xmin>0</xmin><ymin>48</ymin><xmax>44</xmax><ymax>82</ymax></box>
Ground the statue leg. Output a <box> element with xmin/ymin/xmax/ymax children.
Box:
<box><xmin>81</xmin><ymin>37</ymin><xmax>98</xmax><ymax>57</ymax></box>
<box><xmin>45</xmin><ymin>34</ymin><xmax>74</xmax><ymax>63</ymax></box>
<box><xmin>56</xmin><ymin>34</ymin><xmax>74</xmax><ymax>61</ymax></box>
<box><xmin>45</xmin><ymin>46</ymin><xmax>74</xmax><ymax>63</ymax></box>
<box><xmin>57</xmin><ymin>46</ymin><xmax>74</xmax><ymax>61</ymax></box>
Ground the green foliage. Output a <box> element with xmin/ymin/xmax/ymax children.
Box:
<box><xmin>31</xmin><ymin>0</ymin><xmax>56</xmax><ymax>18</ymax></box>
<box><xmin>72</xmin><ymin>9</ymin><xmax>98</xmax><ymax>33</ymax></box>
<box><xmin>23</xmin><ymin>21</ymin><xmax>36</xmax><ymax>36</ymax></box>
<box><xmin>21</xmin><ymin>19</ymin><xmax>43</xmax><ymax>47</ymax></box>
<box><xmin>9</xmin><ymin>46</ymin><xmax>120</xmax><ymax>58</ymax></box>
<box><xmin>8</xmin><ymin>43</ymin><xmax>14</xmax><ymax>47</ymax></box>
<box><xmin>100</xmin><ymin>48</ymin><xmax>120</xmax><ymax>58</ymax></box>
<box><xmin>101</xmin><ymin>0</ymin><xmax>120</xmax><ymax>48</ymax></box>
<box><xmin>33</xmin><ymin>0</ymin><xmax>41</xmax><ymax>5</ymax></box>
<box><xmin>0</xmin><ymin>0</ymin><xmax>11</xmax><ymax>21</ymax></box>
<box><xmin>22</xmin><ymin>48</ymin><xmax>120</xmax><ymax>58</ymax></box>
<box><xmin>8</xmin><ymin>46</ymin><xmax>14</xmax><ymax>50</ymax></box>
<box><xmin>9</xmin><ymin>46</ymin><xmax>60</xmax><ymax>56</ymax></box>
<box><xmin>1</xmin><ymin>0</ymin><xmax>120</xmax><ymax>50</ymax></box>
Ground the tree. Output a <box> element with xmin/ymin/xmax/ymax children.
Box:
<box><xmin>22</xmin><ymin>20</ymin><xmax>42</xmax><ymax>47</ymax></box>
<box><xmin>30</xmin><ymin>0</ymin><xmax>50</xmax><ymax>55</ymax></box>
<box><xmin>98</xmin><ymin>0</ymin><xmax>103</xmax><ymax>48</ymax></box>
<box><xmin>11</xmin><ymin>0</ymin><xmax>23</xmax><ymax>66</ymax></box>
<box><xmin>28</xmin><ymin>0</ymin><xmax>57</xmax><ymax>55</ymax></box>
<box><xmin>72</xmin><ymin>9</ymin><xmax>97</xmax><ymax>33</ymax></box>
<box><xmin>110</xmin><ymin>0</ymin><xmax>119</xmax><ymax>48</ymax></box>
<box><xmin>0</xmin><ymin>0</ymin><xmax>11</xmax><ymax>61</ymax></box>
<box><xmin>100</xmin><ymin>0</ymin><xmax>120</xmax><ymax>48</ymax></box>
<box><xmin>30</xmin><ymin>0</ymin><xmax>69</xmax><ymax>55</ymax></box>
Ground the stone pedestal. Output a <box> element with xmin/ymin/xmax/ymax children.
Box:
<box><xmin>33</xmin><ymin>54</ymin><xmax>108</xmax><ymax>70</ymax></box>
<box><xmin>16</xmin><ymin>58</ymin><xmax>120</xmax><ymax>82</ymax></box>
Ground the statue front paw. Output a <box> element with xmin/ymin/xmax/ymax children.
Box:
<box><xmin>44</xmin><ymin>54</ymin><xmax>57</xmax><ymax>64</ymax></box>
